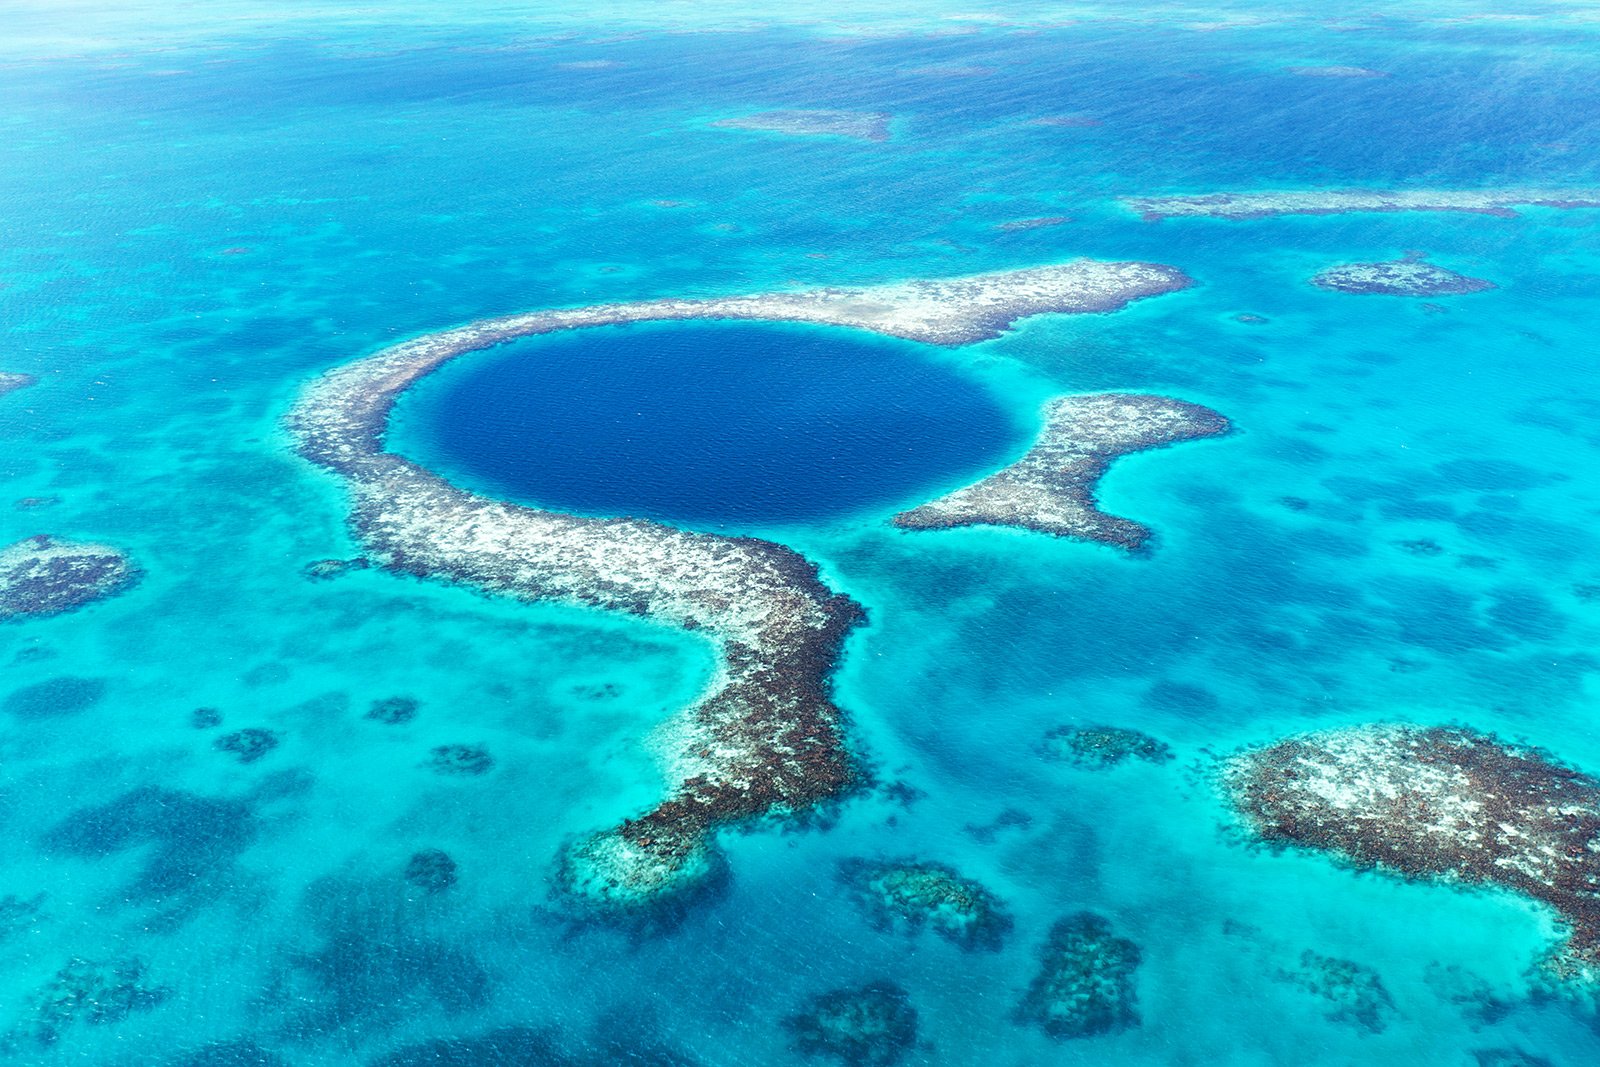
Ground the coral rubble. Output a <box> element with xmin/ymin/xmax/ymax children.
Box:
<box><xmin>782</xmin><ymin>981</ymin><xmax>919</xmax><ymax>1067</ymax></box>
<box><xmin>1039</xmin><ymin>725</ymin><xmax>1173</xmax><ymax>768</ymax></box>
<box><xmin>1311</xmin><ymin>253</ymin><xmax>1495</xmax><ymax>296</ymax></box>
<box><xmin>894</xmin><ymin>393</ymin><xmax>1228</xmax><ymax>549</ymax></box>
<box><xmin>1125</xmin><ymin>188</ymin><xmax>1600</xmax><ymax>221</ymax></box>
<box><xmin>839</xmin><ymin>858</ymin><xmax>1012</xmax><ymax>951</ymax></box>
<box><xmin>1222</xmin><ymin>724</ymin><xmax>1600</xmax><ymax>981</ymax></box>
<box><xmin>712</xmin><ymin>110</ymin><xmax>891</xmax><ymax>142</ymax></box>
<box><xmin>286</xmin><ymin>262</ymin><xmax>1192</xmax><ymax>912</ymax></box>
<box><xmin>0</xmin><ymin>535</ymin><xmax>137</xmax><ymax>620</ymax></box>
<box><xmin>1016</xmin><ymin>912</ymin><xmax>1142</xmax><ymax>1039</ymax></box>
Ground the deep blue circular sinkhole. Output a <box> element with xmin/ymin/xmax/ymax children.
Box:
<box><xmin>391</xmin><ymin>320</ymin><xmax>1027</xmax><ymax>528</ymax></box>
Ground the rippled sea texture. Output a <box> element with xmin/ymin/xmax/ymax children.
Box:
<box><xmin>3</xmin><ymin>1</ymin><xmax>1600</xmax><ymax>1063</ymax></box>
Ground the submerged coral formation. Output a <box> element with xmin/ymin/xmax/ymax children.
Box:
<box><xmin>367</xmin><ymin>696</ymin><xmax>419</xmax><ymax>725</ymax></box>
<box><xmin>838</xmin><ymin>858</ymin><xmax>1013</xmax><ymax>951</ymax></box>
<box><xmin>782</xmin><ymin>981</ymin><xmax>920</xmax><ymax>1067</ymax></box>
<box><xmin>1124</xmin><ymin>187</ymin><xmax>1600</xmax><ymax>221</ymax></box>
<box><xmin>1222</xmin><ymin>724</ymin><xmax>1600</xmax><ymax>980</ymax></box>
<box><xmin>428</xmin><ymin>744</ymin><xmax>493</xmax><ymax>776</ymax></box>
<box><xmin>711</xmin><ymin>109</ymin><xmax>891</xmax><ymax>142</ymax></box>
<box><xmin>1277</xmin><ymin>949</ymin><xmax>1396</xmax><ymax>1033</ymax></box>
<box><xmin>894</xmin><ymin>393</ymin><xmax>1229</xmax><ymax>550</ymax></box>
<box><xmin>0</xmin><ymin>372</ymin><xmax>36</xmax><ymax>397</ymax></box>
<box><xmin>1016</xmin><ymin>912</ymin><xmax>1142</xmax><ymax>1039</ymax></box>
<box><xmin>1311</xmin><ymin>253</ymin><xmax>1495</xmax><ymax>296</ymax></box>
<box><xmin>0</xmin><ymin>535</ymin><xmax>137</xmax><ymax>620</ymax></box>
<box><xmin>10</xmin><ymin>957</ymin><xmax>168</xmax><ymax>1047</ymax></box>
<box><xmin>403</xmin><ymin>849</ymin><xmax>458</xmax><ymax>893</ymax></box>
<box><xmin>1038</xmin><ymin>725</ymin><xmax>1172</xmax><ymax>768</ymax></box>
<box><xmin>215</xmin><ymin>728</ymin><xmax>280</xmax><ymax>764</ymax></box>
<box><xmin>287</xmin><ymin>262</ymin><xmax>1193</xmax><ymax>914</ymax></box>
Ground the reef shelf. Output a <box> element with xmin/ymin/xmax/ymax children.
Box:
<box><xmin>1123</xmin><ymin>188</ymin><xmax>1600</xmax><ymax>221</ymax></box>
<box><xmin>1310</xmin><ymin>253</ymin><xmax>1495</xmax><ymax>296</ymax></box>
<box><xmin>286</xmin><ymin>261</ymin><xmax>1192</xmax><ymax>913</ymax></box>
<box><xmin>0</xmin><ymin>535</ymin><xmax>137</xmax><ymax>620</ymax></box>
<box><xmin>710</xmin><ymin>109</ymin><xmax>891</xmax><ymax>142</ymax></box>
<box><xmin>1222</xmin><ymin>724</ymin><xmax>1600</xmax><ymax>983</ymax></box>
<box><xmin>893</xmin><ymin>393</ymin><xmax>1229</xmax><ymax>550</ymax></box>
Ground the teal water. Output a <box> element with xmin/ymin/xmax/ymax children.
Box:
<box><xmin>3</xmin><ymin>2</ymin><xmax>1600</xmax><ymax>1063</ymax></box>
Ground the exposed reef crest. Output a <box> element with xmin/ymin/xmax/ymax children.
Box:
<box><xmin>893</xmin><ymin>393</ymin><xmax>1228</xmax><ymax>550</ymax></box>
<box><xmin>0</xmin><ymin>535</ymin><xmax>137</xmax><ymax>620</ymax></box>
<box><xmin>286</xmin><ymin>262</ymin><xmax>1192</xmax><ymax>912</ymax></box>
<box><xmin>1124</xmin><ymin>188</ymin><xmax>1600</xmax><ymax>221</ymax></box>
<box><xmin>711</xmin><ymin>109</ymin><xmax>892</xmax><ymax>142</ymax></box>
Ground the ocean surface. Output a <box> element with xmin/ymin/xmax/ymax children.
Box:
<box><xmin>2</xmin><ymin>1</ymin><xmax>1600</xmax><ymax>1063</ymax></box>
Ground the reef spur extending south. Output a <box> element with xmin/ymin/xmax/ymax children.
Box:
<box><xmin>287</xmin><ymin>261</ymin><xmax>1191</xmax><ymax>915</ymax></box>
<box><xmin>894</xmin><ymin>393</ymin><xmax>1229</xmax><ymax>550</ymax></box>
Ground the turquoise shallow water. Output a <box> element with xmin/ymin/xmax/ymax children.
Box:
<box><xmin>3</xmin><ymin>2</ymin><xmax>1600</xmax><ymax>1064</ymax></box>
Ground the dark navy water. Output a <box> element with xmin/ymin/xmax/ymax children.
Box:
<box><xmin>394</xmin><ymin>322</ymin><xmax>1029</xmax><ymax>527</ymax></box>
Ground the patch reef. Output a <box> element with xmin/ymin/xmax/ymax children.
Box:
<box><xmin>894</xmin><ymin>393</ymin><xmax>1228</xmax><ymax>550</ymax></box>
<box><xmin>287</xmin><ymin>261</ymin><xmax>1191</xmax><ymax>912</ymax></box>
<box><xmin>1223</xmin><ymin>724</ymin><xmax>1600</xmax><ymax>982</ymax></box>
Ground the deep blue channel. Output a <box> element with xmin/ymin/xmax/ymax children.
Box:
<box><xmin>393</xmin><ymin>320</ymin><xmax>1029</xmax><ymax>527</ymax></box>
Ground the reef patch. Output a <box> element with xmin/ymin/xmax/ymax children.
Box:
<box><xmin>838</xmin><ymin>858</ymin><xmax>1012</xmax><ymax>951</ymax></box>
<box><xmin>0</xmin><ymin>535</ymin><xmax>137</xmax><ymax>620</ymax></box>
<box><xmin>1277</xmin><ymin>949</ymin><xmax>1396</xmax><ymax>1032</ymax></box>
<box><xmin>0</xmin><ymin>371</ymin><xmax>36</xmax><ymax>397</ymax></box>
<box><xmin>711</xmin><ymin>109</ymin><xmax>891</xmax><ymax>142</ymax></box>
<box><xmin>287</xmin><ymin>261</ymin><xmax>1194</xmax><ymax>914</ymax></box>
<box><xmin>8</xmin><ymin>957</ymin><xmax>168</xmax><ymax>1048</ymax></box>
<box><xmin>1015</xmin><ymin>912</ymin><xmax>1142</xmax><ymax>1040</ymax></box>
<box><xmin>1221</xmin><ymin>724</ymin><xmax>1600</xmax><ymax>981</ymax></box>
<box><xmin>782</xmin><ymin>981</ymin><xmax>920</xmax><ymax>1067</ymax></box>
<box><xmin>1038</xmin><ymin>724</ymin><xmax>1172</xmax><ymax>768</ymax></box>
<box><xmin>893</xmin><ymin>393</ymin><xmax>1229</xmax><ymax>550</ymax></box>
<box><xmin>1124</xmin><ymin>188</ymin><xmax>1600</xmax><ymax>221</ymax></box>
<box><xmin>1311</xmin><ymin>253</ymin><xmax>1495</xmax><ymax>296</ymax></box>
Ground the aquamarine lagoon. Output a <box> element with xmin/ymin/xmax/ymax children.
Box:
<box><xmin>3</xmin><ymin>2</ymin><xmax>1600</xmax><ymax>1064</ymax></box>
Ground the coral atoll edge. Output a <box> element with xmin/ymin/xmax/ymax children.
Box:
<box><xmin>285</xmin><ymin>261</ymin><xmax>1214</xmax><ymax>919</ymax></box>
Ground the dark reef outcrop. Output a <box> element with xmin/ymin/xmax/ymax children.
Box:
<box><xmin>403</xmin><ymin>849</ymin><xmax>458</xmax><ymax>893</ymax></box>
<box><xmin>782</xmin><ymin>981</ymin><xmax>920</xmax><ymax>1067</ymax></box>
<box><xmin>894</xmin><ymin>393</ymin><xmax>1228</xmax><ymax>549</ymax></box>
<box><xmin>428</xmin><ymin>744</ymin><xmax>493</xmax><ymax>776</ymax></box>
<box><xmin>367</xmin><ymin>696</ymin><xmax>419</xmax><ymax>724</ymax></box>
<box><xmin>215</xmin><ymin>727</ymin><xmax>280</xmax><ymax>764</ymax></box>
<box><xmin>839</xmin><ymin>858</ymin><xmax>1012</xmax><ymax>951</ymax></box>
<box><xmin>0</xmin><ymin>535</ymin><xmax>137</xmax><ymax>620</ymax></box>
<box><xmin>1016</xmin><ymin>912</ymin><xmax>1142</xmax><ymax>1039</ymax></box>
<box><xmin>1223</xmin><ymin>724</ymin><xmax>1600</xmax><ymax>982</ymax></box>
<box><xmin>285</xmin><ymin>262</ymin><xmax>1195</xmax><ymax>913</ymax></box>
<box><xmin>1038</xmin><ymin>724</ymin><xmax>1172</xmax><ymax>768</ymax></box>
<box><xmin>1311</xmin><ymin>252</ymin><xmax>1495</xmax><ymax>296</ymax></box>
